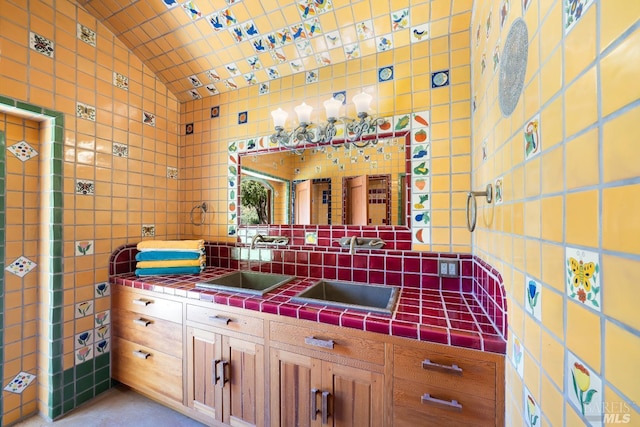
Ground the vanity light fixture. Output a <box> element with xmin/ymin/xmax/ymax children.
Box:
<box><xmin>269</xmin><ymin>92</ymin><xmax>383</xmax><ymax>152</ymax></box>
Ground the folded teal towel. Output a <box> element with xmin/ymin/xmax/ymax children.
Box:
<box><xmin>135</xmin><ymin>251</ymin><xmax>202</xmax><ymax>261</ymax></box>
<box><xmin>135</xmin><ymin>266</ymin><xmax>202</xmax><ymax>276</ymax></box>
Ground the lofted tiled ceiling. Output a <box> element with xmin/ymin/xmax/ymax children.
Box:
<box><xmin>77</xmin><ymin>0</ymin><xmax>473</xmax><ymax>102</ymax></box>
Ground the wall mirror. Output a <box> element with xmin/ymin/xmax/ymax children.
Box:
<box><xmin>238</xmin><ymin>132</ymin><xmax>411</xmax><ymax>226</ymax></box>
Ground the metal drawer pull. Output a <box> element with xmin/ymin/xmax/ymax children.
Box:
<box><xmin>322</xmin><ymin>391</ymin><xmax>330</xmax><ymax>424</ymax></box>
<box><xmin>305</xmin><ymin>336</ymin><xmax>334</xmax><ymax>349</ymax></box>
<box><xmin>216</xmin><ymin>360</ymin><xmax>229</xmax><ymax>388</ymax></box>
<box><xmin>132</xmin><ymin>298</ymin><xmax>152</xmax><ymax>306</ymax></box>
<box><xmin>208</xmin><ymin>315</ymin><xmax>232</xmax><ymax>325</ymax></box>
<box><xmin>421</xmin><ymin>394</ymin><xmax>463</xmax><ymax>412</ymax></box>
<box><xmin>311</xmin><ymin>389</ymin><xmax>320</xmax><ymax>421</ymax></box>
<box><xmin>132</xmin><ymin>350</ymin><xmax>150</xmax><ymax>359</ymax></box>
<box><xmin>133</xmin><ymin>318</ymin><xmax>151</xmax><ymax>327</ymax></box>
<box><xmin>422</xmin><ymin>359</ymin><xmax>463</xmax><ymax>375</ymax></box>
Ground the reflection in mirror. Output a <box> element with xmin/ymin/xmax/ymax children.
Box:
<box><xmin>239</xmin><ymin>136</ymin><xmax>408</xmax><ymax>226</ymax></box>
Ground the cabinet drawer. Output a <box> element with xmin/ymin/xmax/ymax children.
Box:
<box><xmin>270</xmin><ymin>321</ymin><xmax>385</xmax><ymax>365</ymax></box>
<box><xmin>187</xmin><ymin>304</ymin><xmax>263</xmax><ymax>337</ymax></box>
<box><xmin>112</xmin><ymin>308</ymin><xmax>182</xmax><ymax>358</ymax></box>
<box><xmin>112</xmin><ymin>337</ymin><xmax>183</xmax><ymax>403</ymax></box>
<box><xmin>393</xmin><ymin>345</ymin><xmax>495</xmax><ymax>397</ymax></box>
<box><xmin>393</xmin><ymin>378</ymin><xmax>496</xmax><ymax>427</ymax></box>
<box><xmin>112</xmin><ymin>287</ymin><xmax>182</xmax><ymax>323</ymax></box>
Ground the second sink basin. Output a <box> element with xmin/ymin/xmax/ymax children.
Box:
<box><xmin>196</xmin><ymin>271</ymin><xmax>294</xmax><ymax>295</ymax></box>
<box><xmin>292</xmin><ymin>280</ymin><xmax>399</xmax><ymax>315</ymax></box>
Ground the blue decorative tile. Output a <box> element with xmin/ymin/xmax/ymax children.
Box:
<box><xmin>333</xmin><ymin>90</ymin><xmax>346</xmax><ymax>104</ymax></box>
<box><xmin>238</xmin><ymin>111</ymin><xmax>248</xmax><ymax>124</ymax></box>
<box><xmin>378</xmin><ymin>66</ymin><xmax>394</xmax><ymax>82</ymax></box>
<box><xmin>431</xmin><ymin>70</ymin><xmax>449</xmax><ymax>88</ymax></box>
<box><xmin>564</xmin><ymin>0</ymin><xmax>594</xmax><ymax>34</ymax></box>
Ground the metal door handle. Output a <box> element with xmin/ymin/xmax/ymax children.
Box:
<box><xmin>208</xmin><ymin>315</ymin><xmax>232</xmax><ymax>325</ymax></box>
<box><xmin>305</xmin><ymin>336</ymin><xmax>334</xmax><ymax>349</ymax></box>
<box><xmin>421</xmin><ymin>393</ymin><xmax>463</xmax><ymax>412</ymax></box>
<box><xmin>311</xmin><ymin>388</ymin><xmax>320</xmax><ymax>421</ymax></box>
<box><xmin>132</xmin><ymin>298</ymin><xmax>152</xmax><ymax>306</ymax></box>
<box><xmin>133</xmin><ymin>318</ymin><xmax>151</xmax><ymax>327</ymax></box>
<box><xmin>421</xmin><ymin>359</ymin><xmax>463</xmax><ymax>375</ymax></box>
<box><xmin>216</xmin><ymin>360</ymin><xmax>229</xmax><ymax>388</ymax></box>
<box><xmin>322</xmin><ymin>391</ymin><xmax>330</xmax><ymax>424</ymax></box>
<box><xmin>132</xmin><ymin>350</ymin><xmax>150</xmax><ymax>359</ymax></box>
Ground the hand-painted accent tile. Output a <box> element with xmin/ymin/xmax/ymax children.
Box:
<box><xmin>95</xmin><ymin>310</ymin><xmax>111</xmax><ymax>327</ymax></box>
<box><xmin>431</xmin><ymin>70</ymin><xmax>450</xmax><ymax>88</ymax></box>
<box><xmin>482</xmin><ymin>138</ymin><xmax>488</xmax><ymax>161</ymax></box>
<box><xmin>568</xmin><ymin>352</ymin><xmax>602</xmax><ymax>425</ymax></box>
<box><xmin>314</xmin><ymin>0</ymin><xmax>332</xmax><ymax>14</ymax></box>
<box><xmin>8</xmin><ymin>141</ymin><xmax>38</xmax><ymax>161</ymax></box>
<box><xmin>305</xmin><ymin>232</ymin><xmax>318</xmax><ymax>245</ymax></box>
<box><xmin>333</xmin><ymin>90</ymin><xmax>346</xmax><ymax>104</ymax></box>
<box><xmin>566</xmin><ymin>247</ymin><xmax>601</xmax><ymax>311</ymax></box>
<box><xmin>243</xmin><ymin>20</ymin><xmax>259</xmax><ymax>38</ymax></box>
<box><xmin>207</xmin><ymin>12</ymin><xmax>224</xmax><ymax>31</ymax></box>
<box><xmin>244</xmin><ymin>72</ymin><xmax>258</xmax><ymax>85</ymax></box>
<box><xmin>162</xmin><ymin>0</ymin><xmax>178</xmax><ymax>8</ymax></box>
<box><xmin>76</xmin><ymin>301</ymin><xmax>93</xmax><ymax>318</ymax></box>
<box><xmin>523</xmin><ymin>115</ymin><xmax>542</xmax><ymax>160</ymax></box>
<box><xmin>412</xmin><ymin>227</ymin><xmax>430</xmax><ymax>244</ymax></box>
<box><xmin>225</xmin><ymin>62</ymin><xmax>240</xmax><ymax>76</ymax></box>
<box><xmin>167</xmin><ymin>167</ymin><xmax>178</xmax><ymax>179</ymax></box>
<box><xmin>500</xmin><ymin>0</ymin><xmax>510</xmax><ymax>28</ymax></box>
<box><xmin>75</xmin><ymin>240</ymin><xmax>94</xmax><ymax>256</ymax></box>
<box><xmin>4</xmin><ymin>372</ymin><xmax>36</xmax><ymax>394</ymax></box>
<box><xmin>493</xmin><ymin>43</ymin><xmax>500</xmax><ymax>71</ymax></box>
<box><xmin>356</xmin><ymin>20</ymin><xmax>374</xmax><ymax>40</ymax></box>
<box><xmin>229</xmin><ymin>25</ymin><xmax>245</xmax><ymax>43</ymax></box>
<box><xmin>95</xmin><ymin>325</ymin><xmax>110</xmax><ymax>340</ymax></box>
<box><xmin>494</xmin><ymin>177</ymin><xmax>504</xmax><ymax>204</ymax></box>
<box><xmin>188</xmin><ymin>74</ymin><xmax>202</xmax><ymax>87</ymax></box>
<box><xmin>238</xmin><ymin>111</ymin><xmax>248</xmax><ymax>124</ymax></box>
<box><xmin>113</xmin><ymin>72</ymin><xmax>129</xmax><ymax>90</ymax></box>
<box><xmin>224</xmin><ymin>78</ymin><xmax>239</xmax><ymax>90</ymax></box>
<box><xmin>344</xmin><ymin>43</ymin><xmax>360</xmax><ymax>60</ymax></box>
<box><xmin>30</xmin><ymin>32</ymin><xmax>54</xmax><ymax>57</ymax></box>
<box><xmin>486</xmin><ymin>10</ymin><xmax>493</xmax><ymax>39</ymax></box>
<box><xmin>378</xmin><ymin>65</ymin><xmax>394</xmax><ymax>82</ymax></box>
<box><xmin>525</xmin><ymin>276</ymin><xmax>542</xmax><ymax>321</ymax></box>
<box><xmin>512</xmin><ymin>334</ymin><xmax>524</xmax><ymax>378</ymax></box>
<box><xmin>247</xmin><ymin>55</ymin><xmax>262</xmax><ymax>70</ymax></box>
<box><xmin>77</xmin><ymin>24</ymin><xmax>96</xmax><ymax>46</ymax></box>
<box><xmin>182</xmin><ymin>1</ymin><xmax>202</xmax><ymax>20</ymax></box>
<box><xmin>205</xmin><ymin>84</ymin><xmax>218</xmax><ymax>95</ymax></box>
<box><xmin>95</xmin><ymin>339</ymin><xmax>110</xmax><ymax>355</ymax></box>
<box><xmin>305</xmin><ymin>18</ymin><xmax>321</xmax><ymax>37</ymax></box>
<box><xmin>298</xmin><ymin>1</ymin><xmax>316</xmax><ymax>19</ymax></box>
<box><xmin>290</xmin><ymin>23</ymin><xmax>307</xmax><ymax>40</ymax></box>
<box><xmin>186</xmin><ymin>123</ymin><xmax>194</xmax><ymax>135</ymax></box>
<box><xmin>76</xmin><ymin>102</ymin><xmax>96</xmax><ymax>121</ymax></box>
<box><xmin>325</xmin><ymin>30</ymin><xmax>341</xmax><ymax>47</ymax></box>
<box><xmin>473</xmin><ymin>94</ymin><xmax>477</xmax><ymax>112</ymax></box>
<box><xmin>266</xmin><ymin>67</ymin><xmax>280</xmax><ymax>79</ymax></box>
<box><xmin>75</xmin><ymin>330</ymin><xmax>94</xmax><ymax>350</ymax></box>
<box><xmin>142</xmin><ymin>225</ymin><xmax>155</xmax><ymax>237</ymax></box>
<box><xmin>95</xmin><ymin>282</ymin><xmax>110</xmax><ymax>298</ymax></box>
<box><xmin>476</xmin><ymin>24</ymin><xmax>482</xmax><ymax>47</ymax></box>
<box><xmin>411</xmin><ymin>24</ymin><xmax>429</xmax><ymax>43</ymax></box>
<box><xmin>220</xmin><ymin>8</ymin><xmax>237</xmax><ymax>26</ymax></box>
<box><xmin>211</xmin><ymin>106</ymin><xmax>220</xmax><ymax>118</ymax></box>
<box><xmin>206</xmin><ymin>69</ymin><xmax>221</xmax><ymax>81</ymax></box>
<box><xmin>143</xmin><ymin>111</ymin><xmax>155</xmax><ymax>126</ymax></box>
<box><xmin>565</xmin><ymin>0</ymin><xmax>594</xmax><ymax>34</ymax></box>
<box><xmin>481</xmin><ymin>51</ymin><xmax>487</xmax><ymax>74</ymax></box>
<box><xmin>258</xmin><ymin>82</ymin><xmax>269</xmax><ymax>95</ymax></box>
<box><xmin>188</xmin><ymin>89</ymin><xmax>202</xmax><ymax>100</ymax></box>
<box><xmin>6</xmin><ymin>256</ymin><xmax>37</xmax><ymax>278</ymax></box>
<box><xmin>112</xmin><ymin>142</ymin><xmax>128</xmax><ymax>157</ymax></box>
<box><xmin>305</xmin><ymin>70</ymin><xmax>319</xmax><ymax>84</ymax></box>
<box><xmin>525</xmin><ymin>387</ymin><xmax>541</xmax><ymax>427</ymax></box>
<box><xmin>75</xmin><ymin>346</ymin><xmax>93</xmax><ymax>364</ymax></box>
<box><xmin>76</xmin><ymin>179</ymin><xmax>94</xmax><ymax>195</ymax></box>
<box><xmin>391</xmin><ymin>9</ymin><xmax>410</xmax><ymax>31</ymax></box>
<box><xmin>271</xmin><ymin>48</ymin><xmax>287</xmax><ymax>63</ymax></box>
<box><xmin>275</xmin><ymin>27</ymin><xmax>292</xmax><ymax>45</ymax></box>
<box><xmin>411</xmin><ymin>143</ymin><xmax>429</xmax><ymax>160</ymax></box>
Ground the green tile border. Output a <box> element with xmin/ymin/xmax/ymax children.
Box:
<box><xmin>0</xmin><ymin>130</ymin><xmax>5</xmax><ymax>421</ymax></box>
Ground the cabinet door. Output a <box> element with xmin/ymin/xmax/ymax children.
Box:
<box><xmin>224</xmin><ymin>336</ymin><xmax>265</xmax><ymax>427</ymax></box>
<box><xmin>187</xmin><ymin>327</ymin><xmax>223</xmax><ymax>421</ymax></box>
<box><xmin>323</xmin><ymin>362</ymin><xmax>384</xmax><ymax>427</ymax></box>
<box><xmin>270</xmin><ymin>348</ymin><xmax>322</xmax><ymax>427</ymax></box>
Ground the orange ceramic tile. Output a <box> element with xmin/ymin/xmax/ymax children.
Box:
<box><xmin>565</xmin><ymin>190</ymin><xmax>599</xmax><ymax>248</ymax></box>
<box><xmin>603</xmin><ymin>106</ymin><xmax>640</xmax><ymax>184</ymax></box>
<box><xmin>602</xmin><ymin>183</ymin><xmax>640</xmax><ymax>255</ymax></box>
<box><xmin>541</xmin><ymin>373</ymin><xmax>564</xmax><ymax>426</ymax></box>
<box><xmin>564</xmin><ymin>6</ymin><xmax>596</xmax><ymax>84</ymax></box>
<box><xmin>602</xmin><ymin>255</ymin><xmax>640</xmax><ymax>332</ymax></box>
<box><xmin>540</xmin><ymin>196</ymin><xmax>563</xmax><ymax>242</ymax></box>
<box><xmin>540</xmin><ymin>48</ymin><xmax>562</xmax><ymax>105</ymax></box>
<box><xmin>540</xmin><ymin>146</ymin><xmax>563</xmax><ymax>195</ymax></box>
<box><xmin>565</xmin><ymin>65</ymin><xmax>598</xmax><ymax>138</ymax></box>
<box><xmin>605</xmin><ymin>321</ymin><xmax>640</xmax><ymax>404</ymax></box>
<box><xmin>565</xmin><ymin>128</ymin><xmax>599</xmax><ymax>190</ymax></box>
<box><xmin>567</xmin><ymin>301</ymin><xmax>601</xmax><ymax>369</ymax></box>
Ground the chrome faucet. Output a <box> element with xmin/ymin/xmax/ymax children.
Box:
<box><xmin>251</xmin><ymin>234</ymin><xmax>289</xmax><ymax>249</ymax></box>
<box><xmin>349</xmin><ymin>236</ymin><xmax>358</xmax><ymax>254</ymax></box>
<box><xmin>251</xmin><ymin>234</ymin><xmax>265</xmax><ymax>249</ymax></box>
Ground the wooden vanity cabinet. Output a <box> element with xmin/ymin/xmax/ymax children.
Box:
<box><xmin>111</xmin><ymin>286</ymin><xmax>183</xmax><ymax>407</ymax></box>
<box><xmin>186</xmin><ymin>304</ymin><xmax>265</xmax><ymax>427</ymax></box>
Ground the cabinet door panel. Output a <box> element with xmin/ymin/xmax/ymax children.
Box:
<box><xmin>187</xmin><ymin>327</ymin><xmax>222</xmax><ymax>420</ymax></box>
<box><xmin>227</xmin><ymin>336</ymin><xmax>264</xmax><ymax>427</ymax></box>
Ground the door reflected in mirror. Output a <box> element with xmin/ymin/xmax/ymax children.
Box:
<box><xmin>239</xmin><ymin>135</ymin><xmax>408</xmax><ymax>226</ymax></box>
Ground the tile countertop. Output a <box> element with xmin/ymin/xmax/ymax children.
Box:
<box><xmin>111</xmin><ymin>267</ymin><xmax>507</xmax><ymax>355</ymax></box>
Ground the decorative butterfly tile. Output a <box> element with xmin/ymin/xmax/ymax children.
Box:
<box><xmin>30</xmin><ymin>32</ymin><xmax>54</xmax><ymax>57</ymax></box>
<box><xmin>4</xmin><ymin>372</ymin><xmax>36</xmax><ymax>394</ymax></box>
<box><xmin>113</xmin><ymin>142</ymin><xmax>128</xmax><ymax>157</ymax></box>
<box><xmin>76</xmin><ymin>102</ymin><xmax>96</xmax><ymax>121</ymax></box>
<box><xmin>75</xmin><ymin>240</ymin><xmax>94</xmax><ymax>256</ymax></box>
<box><xmin>8</xmin><ymin>141</ymin><xmax>38</xmax><ymax>161</ymax></box>
<box><xmin>142</xmin><ymin>224</ymin><xmax>155</xmax><ymax>237</ymax></box>
<box><xmin>567</xmin><ymin>351</ymin><xmax>602</xmax><ymax>425</ymax></box>
<box><xmin>167</xmin><ymin>167</ymin><xmax>178</xmax><ymax>179</ymax></box>
<box><xmin>143</xmin><ymin>111</ymin><xmax>155</xmax><ymax>126</ymax></box>
<box><xmin>113</xmin><ymin>72</ymin><xmax>129</xmax><ymax>90</ymax></box>
<box><xmin>566</xmin><ymin>247</ymin><xmax>601</xmax><ymax>311</ymax></box>
<box><xmin>5</xmin><ymin>256</ymin><xmax>37</xmax><ymax>278</ymax></box>
<box><xmin>77</xmin><ymin>24</ymin><xmax>96</xmax><ymax>46</ymax></box>
<box><xmin>76</xmin><ymin>179</ymin><xmax>94</xmax><ymax>195</ymax></box>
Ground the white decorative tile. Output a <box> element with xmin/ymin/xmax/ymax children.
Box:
<box><xmin>258</xmin><ymin>82</ymin><xmax>269</xmax><ymax>95</ymax></box>
<box><xmin>355</xmin><ymin>20</ymin><xmax>374</xmax><ymax>40</ymax></box>
<box><xmin>167</xmin><ymin>167</ymin><xmax>178</xmax><ymax>179</ymax></box>
<box><xmin>524</xmin><ymin>114</ymin><xmax>541</xmax><ymax>160</ymax></box>
<box><xmin>205</xmin><ymin>84</ymin><xmax>218</xmax><ymax>95</ymax></box>
<box><xmin>188</xmin><ymin>89</ymin><xmax>202</xmax><ymax>99</ymax></box>
<box><xmin>243</xmin><ymin>72</ymin><xmax>258</xmax><ymax>85</ymax></box>
<box><xmin>525</xmin><ymin>276</ymin><xmax>542</xmax><ymax>321</ymax></box>
<box><xmin>75</xmin><ymin>301</ymin><xmax>94</xmax><ymax>318</ymax></box>
<box><xmin>7</xmin><ymin>141</ymin><xmax>38</xmax><ymax>161</ymax></box>
<box><xmin>76</xmin><ymin>179</ymin><xmax>94</xmax><ymax>195</ymax></box>
<box><xmin>77</xmin><ymin>24</ymin><xmax>96</xmax><ymax>46</ymax></box>
<box><xmin>247</xmin><ymin>55</ymin><xmax>262</xmax><ymax>70</ymax></box>
<box><xmin>75</xmin><ymin>240</ymin><xmax>94</xmax><ymax>256</ymax></box>
<box><xmin>5</xmin><ymin>256</ymin><xmax>37</xmax><ymax>278</ymax></box>
<box><xmin>376</xmin><ymin>35</ymin><xmax>393</xmax><ymax>52</ymax></box>
<box><xmin>567</xmin><ymin>351</ymin><xmax>603</xmax><ymax>426</ymax></box>
<box><xmin>76</xmin><ymin>102</ymin><xmax>96</xmax><ymax>121</ymax></box>
<box><xmin>113</xmin><ymin>71</ymin><xmax>129</xmax><ymax>90</ymax></box>
<box><xmin>182</xmin><ymin>1</ymin><xmax>202</xmax><ymax>20</ymax></box>
<box><xmin>494</xmin><ymin>176</ymin><xmax>504</xmax><ymax>204</ymax></box>
<box><xmin>75</xmin><ymin>346</ymin><xmax>93</xmax><ymax>364</ymax></box>
<box><xmin>4</xmin><ymin>372</ymin><xmax>36</xmax><ymax>394</ymax></box>
<box><xmin>391</xmin><ymin>9</ymin><xmax>410</xmax><ymax>31</ymax></box>
<box><xmin>512</xmin><ymin>334</ymin><xmax>524</xmax><ymax>378</ymax></box>
<box><xmin>142</xmin><ymin>224</ymin><xmax>155</xmax><ymax>237</ymax></box>
<box><xmin>30</xmin><ymin>32</ymin><xmax>54</xmax><ymax>57</ymax></box>
<box><xmin>524</xmin><ymin>386</ymin><xmax>541</xmax><ymax>427</ymax></box>
<box><xmin>305</xmin><ymin>232</ymin><xmax>318</xmax><ymax>245</ymax></box>
<box><xmin>224</xmin><ymin>78</ymin><xmax>239</xmax><ymax>90</ymax></box>
<box><xmin>206</xmin><ymin>69</ymin><xmax>222</xmax><ymax>81</ymax></box>
<box><xmin>75</xmin><ymin>330</ymin><xmax>94</xmax><ymax>350</ymax></box>
<box><xmin>565</xmin><ymin>0</ymin><xmax>595</xmax><ymax>34</ymax></box>
<box><xmin>188</xmin><ymin>74</ymin><xmax>203</xmax><ymax>87</ymax></box>
<box><xmin>411</xmin><ymin>24</ymin><xmax>429</xmax><ymax>43</ymax></box>
<box><xmin>412</xmin><ymin>227</ymin><xmax>430</xmax><ymax>244</ymax></box>
<box><xmin>95</xmin><ymin>325</ymin><xmax>111</xmax><ymax>340</ymax></box>
<box><xmin>344</xmin><ymin>43</ymin><xmax>360</xmax><ymax>60</ymax></box>
<box><xmin>95</xmin><ymin>339</ymin><xmax>110</xmax><ymax>355</ymax></box>
<box><xmin>95</xmin><ymin>310</ymin><xmax>111</xmax><ymax>327</ymax></box>
<box><xmin>95</xmin><ymin>282</ymin><xmax>110</xmax><ymax>298</ymax></box>
<box><xmin>112</xmin><ymin>142</ymin><xmax>128</xmax><ymax>157</ymax></box>
<box><xmin>305</xmin><ymin>70</ymin><xmax>319</xmax><ymax>84</ymax></box>
<box><xmin>143</xmin><ymin>111</ymin><xmax>155</xmax><ymax>127</ymax></box>
<box><xmin>566</xmin><ymin>247</ymin><xmax>601</xmax><ymax>311</ymax></box>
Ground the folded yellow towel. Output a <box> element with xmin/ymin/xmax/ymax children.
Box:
<box><xmin>136</xmin><ymin>256</ymin><xmax>205</xmax><ymax>269</ymax></box>
<box><xmin>137</xmin><ymin>239</ymin><xmax>205</xmax><ymax>251</ymax></box>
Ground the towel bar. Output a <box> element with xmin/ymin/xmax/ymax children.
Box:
<box><xmin>190</xmin><ymin>202</ymin><xmax>207</xmax><ymax>226</ymax></box>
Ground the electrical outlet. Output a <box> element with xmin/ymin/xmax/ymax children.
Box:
<box><xmin>438</xmin><ymin>260</ymin><xmax>459</xmax><ymax>277</ymax></box>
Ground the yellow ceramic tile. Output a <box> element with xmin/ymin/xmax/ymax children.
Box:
<box><xmin>563</xmin><ymin>6</ymin><xmax>596</xmax><ymax>84</ymax></box>
<box><xmin>602</xmin><ymin>106</ymin><xmax>640</xmax><ymax>183</ymax></box>
<box><xmin>565</xmin><ymin>65</ymin><xmax>598</xmax><ymax>138</ymax></box>
<box><xmin>602</xmin><ymin>183</ymin><xmax>640</xmax><ymax>254</ymax></box>
<box><xmin>524</xmin><ymin>156</ymin><xmax>540</xmax><ymax>198</ymax></box>
<box><xmin>566</xmin><ymin>128</ymin><xmax>599</xmax><ymax>189</ymax></box>
<box><xmin>565</xmin><ymin>190</ymin><xmax>599</xmax><ymax>248</ymax></box>
<box><xmin>541</xmin><ymin>196</ymin><xmax>563</xmax><ymax>242</ymax></box>
<box><xmin>541</xmin><ymin>242</ymin><xmax>565</xmax><ymax>293</ymax></box>
<box><xmin>541</xmin><ymin>371</ymin><xmax>564</xmax><ymax>425</ymax></box>
<box><xmin>601</xmin><ymin>0</ymin><xmax>640</xmax><ymax>51</ymax></box>
<box><xmin>540</xmin><ymin>47</ymin><xmax>562</xmax><ymax>105</ymax></box>
<box><xmin>567</xmin><ymin>301</ymin><xmax>602</xmax><ymax>369</ymax></box>
<box><xmin>602</xmin><ymin>255</ymin><xmax>640</xmax><ymax>331</ymax></box>
<box><xmin>541</xmin><ymin>329</ymin><xmax>565</xmax><ymax>388</ymax></box>
<box><xmin>601</xmin><ymin>27</ymin><xmax>640</xmax><ymax>117</ymax></box>
<box><xmin>604</xmin><ymin>387</ymin><xmax>639</xmax><ymax>427</ymax></box>
<box><xmin>605</xmin><ymin>321</ymin><xmax>640</xmax><ymax>404</ymax></box>
<box><xmin>524</xmin><ymin>199</ymin><xmax>541</xmax><ymax>238</ymax></box>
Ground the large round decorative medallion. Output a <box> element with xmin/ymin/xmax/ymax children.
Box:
<box><xmin>499</xmin><ymin>18</ymin><xmax>529</xmax><ymax>117</ymax></box>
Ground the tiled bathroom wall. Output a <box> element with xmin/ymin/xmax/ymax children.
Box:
<box><xmin>471</xmin><ymin>0</ymin><xmax>639</xmax><ymax>425</ymax></box>
<box><xmin>0</xmin><ymin>0</ymin><xmax>180</xmax><ymax>423</ymax></box>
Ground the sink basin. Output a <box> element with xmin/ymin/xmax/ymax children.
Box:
<box><xmin>196</xmin><ymin>271</ymin><xmax>295</xmax><ymax>295</ymax></box>
<box><xmin>291</xmin><ymin>280</ymin><xmax>399</xmax><ymax>315</ymax></box>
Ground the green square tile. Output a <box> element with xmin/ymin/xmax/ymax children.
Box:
<box><xmin>76</xmin><ymin>389</ymin><xmax>94</xmax><ymax>406</ymax></box>
<box><xmin>16</xmin><ymin>101</ymin><xmax>42</xmax><ymax>114</ymax></box>
<box><xmin>51</xmin><ymin>307</ymin><xmax>62</xmax><ymax>323</ymax></box>
<box><xmin>43</xmin><ymin>108</ymin><xmax>60</xmax><ymax>118</ymax></box>
<box><xmin>63</xmin><ymin>383</ymin><xmax>75</xmax><ymax>401</ymax></box>
<box><xmin>51</xmin><ymin>273</ymin><xmax>63</xmax><ymax>291</ymax></box>
<box><xmin>94</xmin><ymin>353</ymin><xmax>110</xmax><ymax>370</ymax></box>
<box><xmin>53</xmin><ymin>192</ymin><xmax>63</xmax><ymax>208</ymax></box>
<box><xmin>51</xmin><ymin>372</ymin><xmax>63</xmax><ymax>390</ymax></box>
<box><xmin>0</xmin><ymin>95</ymin><xmax>16</xmax><ymax>107</ymax></box>
<box><xmin>52</xmin><ymin>208</ymin><xmax>63</xmax><ymax>224</ymax></box>
<box><xmin>95</xmin><ymin>365</ymin><xmax>110</xmax><ymax>384</ymax></box>
<box><xmin>49</xmin><ymin>322</ymin><xmax>62</xmax><ymax>340</ymax></box>
<box><xmin>49</xmin><ymin>404</ymin><xmax>62</xmax><ymax>420</ymax></box>
<box><xmin>52</xmin><ymin>141</ymin><xmax>63</xmax><ymax>159</ymax></box>
<box><xmin>52</xmin><ymin>258</ymin><xmax>63</xmax><ymax>274</ymax></box>
<box><xmin>63</xmin><ymin>398</ymin><xmax>75</xmax><ymax>414</ymax></box>
<box><xmin>77</xmin><ymin>373</ymin><xmax>94</xmax><ymax>393</ymax></box>
<box><xmin>75</xmin><ymin>359</ymin><xmax>94</xmax><ymax>378</ymax></box>
<box><xmin>52</xmin><ymin>290</ymin><xmax>63</xmax><ymax>307</ymax></box>
<box><xmin>50</xmin><ymin>338</ymin><xmax>63</xmax><ymax>356</ymax></box>
<box><xmin>52</xmin><ymin>159</ymin><xmax>63</xmax><ymax>175</ymax></box>
<box><xmin>95</xmin><ymin>380</ymin><xmax>111</xmax><ymax>396</ymax></box>
<box><xmin>52</xmin><ymin>175</ymin><xmax>62</xmax><ymax>192</ymax></box>
<box><xmin>63</xmin><ymin>367</ymin><xmax>74</xmax><ymax>384</ymax></box>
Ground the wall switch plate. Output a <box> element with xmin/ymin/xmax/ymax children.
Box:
<box><xmin>438</xmin><ymin>260</ymin><xmax>459</xmax><ymax>277</ymax></box>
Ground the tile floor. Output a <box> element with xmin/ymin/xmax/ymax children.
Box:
<box><xmin>12</xmin><ymin>385</ymin><xmax>205</xmax><ymax>427</ymax></box>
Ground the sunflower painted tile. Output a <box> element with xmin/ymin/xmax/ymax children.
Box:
<box><xmin>567</xmin><ymin>351</ymin><xmax>603</xmax><ymax>425</ymax></box>
<box><xmin>525</xmin><ymin>276</ymin><xmax>542</xmax><ymax>321</ymax></box>
<box><xmin>566</xmin><ymin>247</ymin><xmax>601</xmax><ymax>312</ymax></box>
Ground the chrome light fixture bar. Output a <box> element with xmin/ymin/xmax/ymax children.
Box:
<box><xmin>270</xmin><ymin>92</ymin><xmax>382</xmax><ymax>152</ymax></box>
